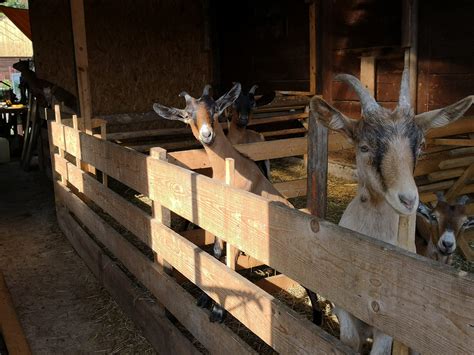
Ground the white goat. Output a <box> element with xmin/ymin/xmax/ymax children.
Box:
<box><xmin>311</xmin><ymin>68</ymin><xmax>473</xmax><ymax>354</ymax></box>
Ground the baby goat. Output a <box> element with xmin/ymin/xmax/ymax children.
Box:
<box><xmin>416</xmin><ymin>194</ymin><xmax>473</xmax><ymax>264</ymax></box>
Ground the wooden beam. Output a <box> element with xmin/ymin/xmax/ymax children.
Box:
<box><xmin>274</xmin><ymin>178</ymin><xmax>307</xmax><ymax>198</ymax></box>
<box><xmin>50</xmin><ymin>127</ymin><xmax>474</xmax><ymax>354</ymax></box>
<box><xmin>255</xmin><ymin>274</ymin><xmax>300</xmax><ymax>296</ymax></box>
<box><xmin>55</xmin><ymin>181</ymin><xmax>349</xmax><ymax>354</ymax></box>
<box><xmin>427</xmin><ymin>139</ymin><xmax>474</xmax><ymax>147</ymax></box>
<box><xmin>70</xmin><ymin>0</ymin><xmax>92</xmax><ymax>133</ymax></box>
<box><xmin>0</xmin><ymin>272</ymin><xmax>31</xmax><ymax>355</ymax></box>
<box><xmin>56</xmin><ymin>209</ymin><xmax>199</xmax><ymax>355</ymax></box>
<box><xmin>225</xmin><ymin>158</ymin><xmax>239</xmax><ymax>270</ymax></box>
<box><xmin>360</xmin><ymin>56</ymin><xmax>376</xmax><ymax>96</ymax></box>
<box><xmin>306</xmin><ymin>108</ymin><xmax>328</xmax><ymax>217</ymax></box>
<box><xmin>309</xmin><ymin>1</ymin><xmax>317</xmax><ymax>94</ymax></box>
<box><xmin>444</xmin><ymin>163</ymin><xmax>474</xmax><ymax>202</ymax></box>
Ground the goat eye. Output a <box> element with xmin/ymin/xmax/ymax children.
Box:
<box><xmin>360</xmin><ymin>145</ymin><xmax>370</xmax><ymax>153</ymax></box>
<box><xmin>430</xmin><ymin>214</ymin><xmax>437</xmax><ymax>220</ymax></box>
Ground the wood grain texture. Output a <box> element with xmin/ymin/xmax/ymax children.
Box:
<box><xmin>56</xmin><ymin>209</ymin><xmax>199</xmax><ymax>355</ymax></box>
<box><xmin>55</xmin><ymin>183</ymin><xmax>255</xmax><ymax>355</ymax></box>
<box><xmin>50</xmin><ymin>126</ymin><xmax>474</xmax><ymax>354</ymax></box>
<box><xmin>55</xmin><ymin>180</ymin><xmax>349</xmax><ymax>354</ymax></box>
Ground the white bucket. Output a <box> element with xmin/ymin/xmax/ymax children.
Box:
<box><xmin>0</xmin><ymin>137</ymin><xmax>10</xmax><ymax>163</ymax></box>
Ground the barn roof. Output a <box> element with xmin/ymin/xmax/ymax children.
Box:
<box><xmin>0</xmin><ymin>5</ymin><xmax>31</xmax><ymax>40</ymax></box>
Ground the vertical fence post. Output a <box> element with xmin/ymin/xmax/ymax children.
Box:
<box><xmin>54</xmin><ymin>105</ymin><xmax>67</xmax><ymax>185</ymax></box>
<box><xmin>225</xmin><ymin>158</ymin><xmax>238</xmax><ymax>269</ymax></box>
<box><xmin>99</xmin><ymin>121</ymin><xmax>108</xmax><ymax>187</ymax></box>
<box><xmin>149</xmin><ymin>147</ymin><xmax>172</xmax><ymax>274</ymax></box>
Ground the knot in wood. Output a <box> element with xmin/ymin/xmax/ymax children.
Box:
<box><xmin>371</xmin><ymin>300</ymin><xmax>380</xmax><ymax>313</ymax></box>
<box><xmin>310</xmin><ymin>218</ymin><xmax>319</xmax><ymax>233</ymax></box>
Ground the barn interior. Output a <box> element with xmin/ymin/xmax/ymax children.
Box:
<box><xmin>0</xmin><ymin>0</ymin><xmax>473</xmax><ymax>353</ymax></box>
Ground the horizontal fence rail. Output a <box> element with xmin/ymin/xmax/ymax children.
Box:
<box><xmin>49</xmin><ymin>119</ymin><xmax>474</xmax><ymax>354</ymax></box>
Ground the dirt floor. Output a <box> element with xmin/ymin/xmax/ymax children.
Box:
<box><xmin>0</xmin><ymin>161</ymin><xmax>154</xmax><ymax>354</ymax></box>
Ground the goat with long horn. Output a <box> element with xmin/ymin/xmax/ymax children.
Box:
<box><xmin>310</xmin><ymin>65</ymin><xmax>473</xmax><ymax>354</ymax></box>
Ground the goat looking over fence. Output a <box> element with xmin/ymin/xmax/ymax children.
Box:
<box><xmin>222</xmin><ymin>84</ymin><xmax>275</xmax><ymax>178</ymax></box>
<box><xmin>153</xmin><ymin>83</ymin><xmax>292</xmax><ymax>323</ymax></box>
<box><xmin>416</xmin><ymin>194</ymin><xmax>473</xmax><ymax>264</ymax></box>
<box><xmin>310</xmin><ymin>68</ymin><xmax>473</xmax><ymax>354</ymax></box>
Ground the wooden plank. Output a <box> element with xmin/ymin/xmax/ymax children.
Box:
<box><xmin>262</xmin><ymin>128</ymin><xmax>307</xmax><ymax>138</ymax></box>
<box><xmin>56</xmin><ymin>209</ymin><xmax>199</xmax><ymax>355</ymax></box>
<box><xmin>52</xmin><ymin>127</ymin><xmax>474</xmax><ymax>354</ymax></box>
<box><xmin>307</xmin><ymin>108</ymin><xmax>328</xmax><ymax>217</ymax></box>
<box><xmin>126</xmin><ymin>140</ymin><xmax>200</xmax><ymax>153</ymax></box>
<box><xmin>248</xmin><ymin>113</ymin><xmax>308</xmax><ymax>127</ymax></box>
<box><xmin>168</xmin><ymin>137</ymin><xmax>308</xmax><ymax>170</ymax></box>
<box><xmin>255</xmin><ymin>274</ymin><xmax>300</xmax><ymax>295</ymax></box>
<box><xmin>0</xmin><ymin>272</ymin><xmax>31</xmax><ymax>355</ymax></box>
<box><xmin>444</xmin><ymin>163</ymin><xmax>474</xmax><ymax>201</ymax></box>
<box><xmin>309</xmin><ymin>1</ymin><xmax>317</xmax><ymax>94</ymax></box>
<box><xmin>360</xmin><ymin>56</ymin><xmax>376</xmax><ymax>96</ymax></box>
<box><xmin>418</xmin><ymin>180</ymin><xmax>454</xmax><ymax>193</ymax></box>
<box><xmin>420</xmin><ymin>184</ymin><xmax>474</xmax><ymax>203</ymax></box>
<box><xmin>274</xmin><ymin>179</ymin><xmax>307</xmax><ymax>198</ymax></box>
<box><xmin>55</xmin><ymin>182</ymin><xmax>349</xmax><ymax>355</ymax></box>
<box><xmin>107</xmin><ymin>127</ymin><xmax>191</xmax><ymax>141</ymax></box>
<box><xmin>426</xmin><ymin>118</ymin><xmax>474</xmax><ymax>139</ymax></box>
<box><xmin>427</xmin><ymin>168</ymin><xmax>464</xmax><ymax>182</ymax></box>
<box><xmin>439</xmin><ymin>156</ymin><xmax>474</xmax><ymax>170</ymax></box>
<box><xmin>225</xmin><ymin>158</ymin><xmax>239</xmax><ymax>270</ymax></box>
<box><xmin>427</xmin><ymin>138</ymin><xmax>474</xmax><ymax>147</ymax></box>
<box><xmin>55</xmin><ymin>184</ymin><xmax>255</xmax><ymax>355</ymax></box>
<box><xmin>70</xmin><ymin>0</ymin><xmax>92</xmax><ymax>133</ymax></box>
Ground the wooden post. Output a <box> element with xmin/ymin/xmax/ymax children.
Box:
<box><xmin>225</xmin><ymin>158</ymin><xmax>238</xmax><ymax>269</ymax></box>
<box><xmin>307</xmin><ymin>0</ymin><xmax>332</xmax><ymax>218</ymax></box>
<box><xmin>360</xmin><ymin>56</ymin><xmax>376</xmax><ymax>97</ymax></box>
<box><xmin>149</xmin><ymin>147</ymin><xmax>172</xmax><ymax>274</ymax></box>
<box><xmin>394</xmin><ymin>4</ymin><xmax>418</xmax><ymax>353</ymax></box>
<box><xmin>55</xmin><ymin>105</ymin><xmax>67</xmax><ymax>185</ymax></box>
<box><xmin>306</xmin><ymin>110</ymin><xmax>328</xmax><ymax>218</ymax></box>
<box><xmin>393</xmin><ymin>213</ymin><xmax>416</xmax><ymax>355</ymax></box>
<box><xmin>70</xmin><ymin>0</ymin><xmax>92</xmax><ymax>134</ymax></box>
<box><xmin>309</xmin><ymin>1</ymin><xmax>317</xmax><ymax>95</ymax></box>
<box><xmin>99</xmin><ymin>122</ymin><xmax>108</xmax><ymax>187</ymax></box>
<box><xmin>20</xmin><ymin>93</ymin><xmax>33</xmax><ymax>162</ymax></box>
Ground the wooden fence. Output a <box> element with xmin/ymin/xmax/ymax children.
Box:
<box><xmin>49</xmin><ymin>109</ymin><xmax>474</xmax><ymax>354</ymax></box>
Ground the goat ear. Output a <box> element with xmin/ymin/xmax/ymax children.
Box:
<box><xmin>310</xmin><ymin>96</ymin><xmax>357</xmax><ymax>140</ymax></box>
<box><xmin>255</xmin><ymin>91</ymin><xmax>276</xmax><ymax>108</ymax></box>
<box><xmin>216</xmin><ymin>82</ymin><xmax>242</xmax><ymax>116</ymax></box>
<box><xmin>153</xmin><ymin>103</ymin><xmax>191</xmax><ymax>124</ymax></box>
<box><xmin>415</xmin><ymin>95</ymin><xmax>473</xmax><ymax>132</ymax></box>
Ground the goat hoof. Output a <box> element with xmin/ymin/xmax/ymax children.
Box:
<box><xmin>209</xmin><ymin>304</ymin><xmax>226</xmax><ymax>323</ymax></box>
<box><xmin>197</xmin><ymin>293</ymin><xmax>212</xmax><ymax>309</ymax></box>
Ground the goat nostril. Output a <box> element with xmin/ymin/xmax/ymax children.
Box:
<box><xmin>442</xmin><ymin>240</ymin><xmax>454</xmax><ymax>248</ymax></box>
<box><xmin>398</xmin><ymin>194</ymin><xmax>415</xmax><ymax>210</ymax></box>
<box><xmin>201</xmin><ymin>130</ymin><xmax>211</xmax><ymax>138</ymax></box>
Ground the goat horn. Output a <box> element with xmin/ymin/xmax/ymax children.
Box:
<box><xmin>202</xmin><ymin>84</ymin><xmax>212</xmax><ymax>97</ymax></box>
<box><xmin>435</xmin><ymin>191</ymin><xmax>446</xmax><ymax>202</ymax></box>
<box><xmin>179</xmin><ymin>91</ymin><xmax>193</xmax><ymax>106</ymax></box>
<box><xmin>398</xmin><ymin>65</ymin><xmax>411</xmax><ymax>110</ymax></box>
<box><xmin>249</xmin><ymin>85</ymin><xmax>258</xmax><ymax>95</ymax></box>
<box><xmin>335</xmin><ymin>74</ymin><xmax>381</xmax><ymax>117</ymax></box>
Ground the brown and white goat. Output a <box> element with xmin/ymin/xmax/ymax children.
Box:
<box><xmin>153</xmin><ymin>83</ymin><xmax>291</xmax><ymax>322</ymax></box>
<box><xmin>311</xmin><ymin>69</ymin><xmax>473</xmax><ymax>353</ymax></box>
<box><xmin>416</xmin><ymin>194</ymin><xmax>473</xmax><ymax>264</ymax></box>
<box><xmin>223</xmin><ymin>84</ymin><xmax>275</xmax><ymax>178</ymax></box>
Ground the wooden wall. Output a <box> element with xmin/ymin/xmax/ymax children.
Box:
<box><xmin>28</xmin><ymin>0</ymin><xmax>212</xmax><ymax>116</ymax></box>
<box><xmin>326</xmin><ymin>0</ymin><xmax>474</xmax><ymax>118</ymax></box>
<box><xmin>417</xmin><ymin>0</ymin><xmax>474</xmax><ymax>115</ymax></box>
<box><xmin>215</xmin><ymin>0</ymin><xmax>310</xmax><ymax>93</ymax></box>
